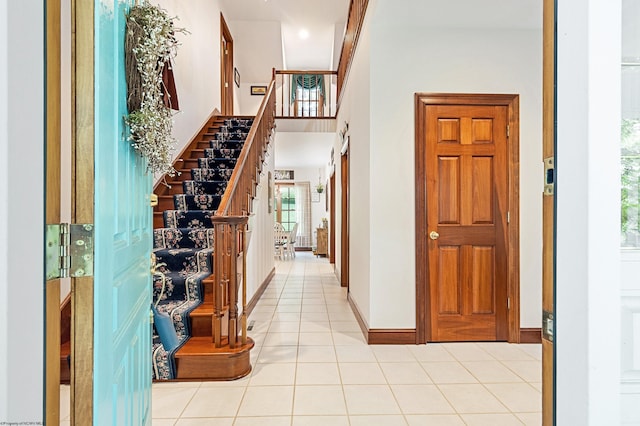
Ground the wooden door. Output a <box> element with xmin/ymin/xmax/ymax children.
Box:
<box><xmin>220</xmin><ymin>14</ymin><xmax>234</xmax><ymax>115</ymax></box>
<box><xmin>329</xmin><ymin>172</ymin><xmax>336</xmax><ymax>264</ymax></box>
<box><xmin>341</xmin><ymin>146</ymin><xmax>350</xmax><ymax>288</ymax></box>
<box><xmin>416</xmin><ymin>94</ymin><xmax>519</xmax><ymax>343</ymax></box>
<box><xmin>71</xmin><ymin>1</ymin><xmax>153</xmax><ymax>423</ymax></box>
<box><xmin>542</xmin><ymin>0</ymin><xmax>555</xmax><ymax>423</ymax></box>
<box><xmin>93</xmin><ymin>1</ymin><xmax>153</xmax><ymax>423</ymax></box>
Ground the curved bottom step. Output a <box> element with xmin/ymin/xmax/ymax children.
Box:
<box><xmin>174</xmin><ymin>336</ymin><xmax>254</xmax><ymax>381</ymax></box>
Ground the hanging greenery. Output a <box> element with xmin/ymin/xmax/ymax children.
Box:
<box><xmin>124</xmin><ymin>4</ymin><xmax>186</xmax><ymax>176</ymax></box>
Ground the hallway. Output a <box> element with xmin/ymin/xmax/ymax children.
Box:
<box><xmin>61</xmin><ymin>252</ymin><xmax>542</xmax><ymax>425</ymax></box>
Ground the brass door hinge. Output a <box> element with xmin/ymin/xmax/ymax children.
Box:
<box><xmin>543</xmin><ymin>310</ymin><xmax>554</xmax><ymax>342</ymax></box>
<box><xmin>45</xmin><ymin>223</ymin><xmax>94</xmax><ymax>280</ymax></box>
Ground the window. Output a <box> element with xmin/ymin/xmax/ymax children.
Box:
<box><xmin>275</xmin><ymin>182</ymin><xmax>312</xmax><ymax>247</ymax></box>
<box><xmin>291</xmin><ymin>74</ymin><xmax>325</xmax><ymax>117</ymax></box>
<box><xmin>622</xmin><ymin>0</ymin><xmax>640</xmax><ymax>248</ymax></box>
<box><xmin>275</xmin><ymin>184</ymin><xmax>296</xmax><ymax>232</ymax></box>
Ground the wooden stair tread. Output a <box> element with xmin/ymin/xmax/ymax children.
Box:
<box><xmin>176</xmin><ymin>336</ymin><xmax>254</xmax><ymax>356</ymax></box>
<box><xmin>190</xmin><ymin>302</ymin><xmax>229</xmax><ymax>316</ymax></box>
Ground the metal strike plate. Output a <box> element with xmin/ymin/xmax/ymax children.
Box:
<box><xmin>544</xmin><ymin>157</ymin><xmax>554</xmax><ymax>196</ymax></box>
<box><xmin>150</xmin><ymin>194</ymin><xmax>158</xmax><ymax>207</ymax></box>
<box><xmin>543</xmin><ymin>310</ymin><xmax>554</xmax><ymax>342</ymax></box>
<box><xmin>68</xmin><ymin>224</ymin><xmax>94</xmax><ymax>277</ymax></box>
<box><xmin>45</xmin><ymin>224</ymin><xmax>63</xmax><ymax>280</ymax></box>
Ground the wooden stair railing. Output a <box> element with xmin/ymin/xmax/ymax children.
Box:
<box><xmin>210</xmin><ymin>78</ymin><xmax>276</xmax><ymax>349</ymax></box>
<box><xmin>337</xmin><ymin>0</ymin><xmax>369</xmax><ymax>109</ymax></box>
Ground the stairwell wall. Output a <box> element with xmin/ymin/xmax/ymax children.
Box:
<box><xmin>154</xmin><ymin>0</ymin><xmax>224</xmax><ymax>164</ymax></box>
<box><xmin>334</xmin><ymin>2</ymin><xmax>373</xmax><ymax>326</ymax></box>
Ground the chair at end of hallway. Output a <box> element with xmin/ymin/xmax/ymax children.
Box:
<box><xmin>274</xmin><ymin>222</ymin><xmax>287</xmax><ymax>259</ymax></box>
<box><xmin>284</xmin><ymin>223</ymin><xmax>298</xmax><ymax>258</ymax></box>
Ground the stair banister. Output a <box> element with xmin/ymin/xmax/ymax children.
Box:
<box><xmin>210</xmin><ymin>75</ymin><xmax>276</xmax><ymax>348</ymax></box>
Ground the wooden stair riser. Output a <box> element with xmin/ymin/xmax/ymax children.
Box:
<box><xmin>153</xmin><ymin>214</ymin><xmax>164</xmax><ymax>229</ymax></box>
<box><xmin>155</xmin><ymin>196</ymin><xmax>175</xmax><ymax>212</ymax></box>
<box><xmin>190</xmin><ymin>306</ymin><xmax>229</xmax><ymax>338</ymax></box>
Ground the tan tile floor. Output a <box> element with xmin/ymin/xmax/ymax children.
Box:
<box><xmin>61</xmin><ymin>252</ymin><xmax>542</xmax><ymax>425</ymax></box>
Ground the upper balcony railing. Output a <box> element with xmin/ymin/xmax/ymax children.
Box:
<box><xmin>274</xmin><ymin>69</ymin><xmax>338</xmax><ymax>119</ymax></box>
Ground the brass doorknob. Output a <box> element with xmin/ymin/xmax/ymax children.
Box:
<box><xmin>429</xmin><ymin>231</ymin><xmax>439</xmax><ymax>240</ymax></box>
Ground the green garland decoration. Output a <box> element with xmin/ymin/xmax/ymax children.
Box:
<box><xmin>125</xmin><ymin>4</ymin><xmax>186</xmax><ymax>176</ymax></box>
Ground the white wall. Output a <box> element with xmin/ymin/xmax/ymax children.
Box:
<box><xmin>334</xmin><ymin>5</ymin><xmax>372</xmax><ymax>325</ymax></box>
<box><xmin>340</xmin><ymin>0</ymin><xmax>543</xmax><ymax>329</ymax></box>
<box><xmin>0</xmin><ymin>1</ymin><xmax>44</xmax><ymax>422</ymax></box>
<box><xmin>244</xmin><ymin>143</ymin><xmax>276</xmax><ymax>308</ymax></box>
<box><xmin>153</xmin><ymin>0</ymin><xmax>223</xmax><ymax>164</ymax></box>
<box><xmin>237</xmin><ymin>83</ymin><xmax>265</xmax><ymax>116</ymax></box>
<box><xmin>556</xmin><ymin>0</ymin><xmax>621</xmax><ymax>422</ymax></box>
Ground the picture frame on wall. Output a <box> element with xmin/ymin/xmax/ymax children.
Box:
<box><xmin>234</xmin><ymin>67</ymin><xmax>240</xmax><ymax>88</ymax></box>
<box><xmin>274</xmin><ymin>169</ymin><xmax>294</xmax><ymax>180</ymax></box>
<box><xmin>251</xmin><ymin>85</ymin><xmax>267</xmax><ymax>96</ymax></box>
<box><xmin>311</xmin><ymin>191</ymin><xmax>320</xmax><ymax>203</ymax></box>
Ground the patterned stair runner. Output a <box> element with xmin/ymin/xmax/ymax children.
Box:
<box><xmin>151</xmin><ymin>118</ymin><xmax>253</xmax><ymax>380</ymax></box>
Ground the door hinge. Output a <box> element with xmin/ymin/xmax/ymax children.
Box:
<box><xmin>543</xmin><ymin>310</ymin><xmax>554</xmax><ymax>342</ymax></box>
<box><xmin>507</xmin><ymin>211</ymin><xmax>510</xmax><ymax>224</ymax></box>
<box><xmin>506</xmin><ymin>125</ymin><xmax>510</xmax><ymax>138</ymax></box>
<box><xmin>507</xmin><ymin>297</ymin><xmax>511</xmax><ymax>310</ymax></box>
<box><xmin>46</xmin><ymin>223</ymin><xmax>94</xmax><ymax>280</ymax></box>
<box><xmin>225</xmin><ymin>82</ymin><xmax>229</xmax><ymax>88</ymax></box>
<box><xmin>544</xmin><ymin>157</ymin><xmax>554</xmax><ymax>196</ymax></box>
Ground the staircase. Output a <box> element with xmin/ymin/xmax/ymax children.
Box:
<box><xmin>150</xmin><ymin>78</ymin><xmax>276</xmax><ymax>380</ymax></box>
<box><xmin>151</xmin><ymin>116</ymin><xmax>256</xmax><ymax>380</ymax></box>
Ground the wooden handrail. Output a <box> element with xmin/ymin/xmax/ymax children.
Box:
<box><xmin>337</xmin><ymin>0</ymin><xmax>369</xmax><ymax>108</ymax></box>
<box><xmin>216</xmin><ymin>78</ymin><xmax>276</xmax><ymax>216</ymax></box>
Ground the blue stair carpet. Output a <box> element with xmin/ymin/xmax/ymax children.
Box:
<box><xmin>151</xmin><ymin>118</ymin><xmax>253</xmax><ymax>380</ymax></box>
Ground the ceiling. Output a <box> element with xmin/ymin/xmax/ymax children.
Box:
<box><xmin>220</xmin><ymin>0</ymin><xmax>350</xmax><ymax>83</ymax></box>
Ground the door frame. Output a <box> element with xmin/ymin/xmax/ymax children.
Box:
<box><xmin>414</xmin><ymin>93</ymin><xmax>520</xmax><ymax>344</ymax></box>
<box><xmin>220</xmin><ymin>13</ymin><xmax>234</xmax><ymax>115</ymax></box>
<box><xmin>329</xmin><ymin>171</ymin><xmax>336</xmax><ymax>264</ymax></box>
<box><xmin>542</xmin><ymin>0</ymin><xmax>555</xmax><ymax>423</ymax></box>
<box><xmin>45</xmin><ymin>0</ymin><xmax>62</xmax><ymax>424</ymax></box>
<box><xmin>70</xmin><ymin>0</ymin><xmax>96</xmax><ymax>423</ymax></box>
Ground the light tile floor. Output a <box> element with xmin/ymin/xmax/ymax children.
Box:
<box><xmin>61</xmin><ymin>252</ymin><xmax>542</xmax><ymax>425</ymax></box>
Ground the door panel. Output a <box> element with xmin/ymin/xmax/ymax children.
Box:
<box><xmin>426</xmin><ymin>104</ymin><xmax>508</xmax><ymax>342</ymax></box>
<box><xmin>93</xmin><ymin>1</ymin><xmax>152</xmax><ymax>424</ymax></box>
